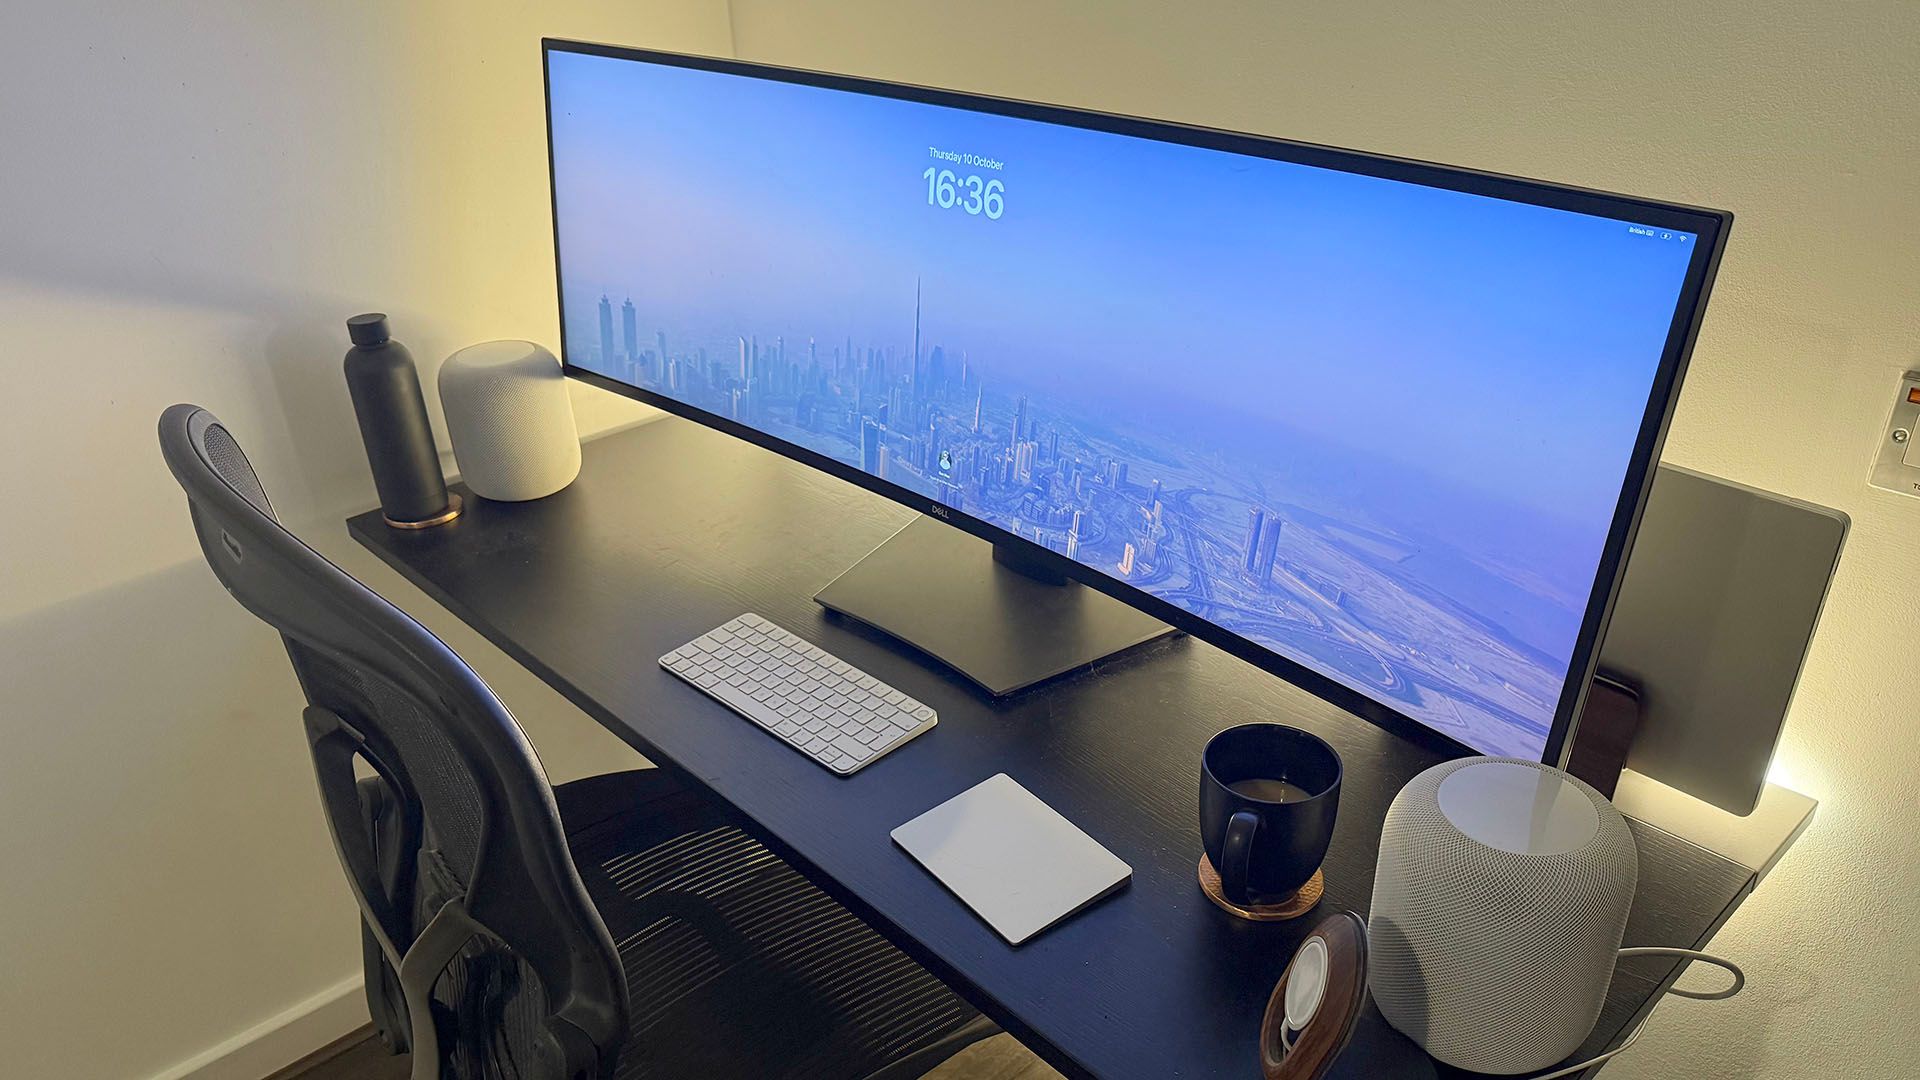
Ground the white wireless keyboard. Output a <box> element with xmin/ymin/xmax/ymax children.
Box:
<box><xmin>659</xmin><ymin>614</ymin><xmax>937</xmax><ymax>775</ymax></box>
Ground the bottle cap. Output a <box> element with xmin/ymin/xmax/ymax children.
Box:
<box><xmin>347</xmin><ymin>313</ymin><xmax>391</xmax><ymax>347</ymax></box>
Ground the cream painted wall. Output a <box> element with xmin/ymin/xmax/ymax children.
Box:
<box><xmin>0</xmin><ymin>3</ymin><xmax>729</xmax><ymax>1078</ymax></box>
<box><xmin>725</xmin><ymin>2</ymin><xmax>1920</xmax><ymax>1076</ymax></box>
<box><xmin>5</xmin><ymin>2</ymin><xmax>1915</xmax><ymax>1077</ymax></box>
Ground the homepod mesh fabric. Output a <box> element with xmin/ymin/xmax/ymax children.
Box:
<box><xmin>1367</xmin><ymin>757</ymin><xmax>1638</xmax><ymax>1074</ymax></box>
<box><xmin>440</xmin><ymin>340</ymin><xmax>581</xmax><ymax>502</ymax></box>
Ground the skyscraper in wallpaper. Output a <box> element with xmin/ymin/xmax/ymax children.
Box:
<box><xmin>544</xmin><ymin>45</ymin><xmax>1720</xmax><ymax>761</ymax></box>
<box><xmin>596</xmin><ymin>295</ymin><xmax>614</xmax><ymax>372</ymax></box>
<box><xmin>910</xmin><ymin>279</ymin><xmax>923</xmax><ymax>397</ymax></box>
<box><xmin>621</xmin><ymin>298</ymin><xmax>638</xmax><ymax>368</ymax></box>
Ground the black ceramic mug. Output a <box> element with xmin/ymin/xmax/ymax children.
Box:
<box><xmin>1200</xmin><ymin>723</ymin><xmax>1343</xmax><ymax>906</ymax></box>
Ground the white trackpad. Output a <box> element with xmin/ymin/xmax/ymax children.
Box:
<box><xmin>892</xmin><ymin>773</ymin><xmax>1132</xmax><ymax>945</ymax></box>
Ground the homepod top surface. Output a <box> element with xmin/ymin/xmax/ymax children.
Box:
<box><xmin>1437</xmin><ymin>761</ymin><xmax>1599</xmax><ymax>855</ymax></box>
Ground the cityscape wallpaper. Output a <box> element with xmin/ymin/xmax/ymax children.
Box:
<box><xmin>547</xmin><ymin>50</ymin><xmax>1698</xmax><ymax>758</ymax></box>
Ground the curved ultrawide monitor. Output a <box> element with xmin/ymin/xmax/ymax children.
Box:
<box><xmin>543</xmin><ymin>40</ymin><xmax>1729</xmax><ymax>764</ymax></box>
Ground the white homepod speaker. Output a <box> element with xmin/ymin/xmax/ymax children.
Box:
<box><xmin>439</xmin><ymin>340</ymin><xmax>581</xmax><ymax>502</ymax></box>
<box><xmin>1367</xmin><ymin>757</ymin><xmax>1637</xmax><ymax>1074</ymax></box>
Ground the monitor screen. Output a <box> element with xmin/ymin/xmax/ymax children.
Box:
<box><xmin>545</xmin><ymin>43</ymin><xmax>1723</xmax><ymax>762</ymax></box>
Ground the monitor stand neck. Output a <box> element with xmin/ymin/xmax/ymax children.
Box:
<box><xmin>989</xmin><ymin>533</ymin><xmax>1072</xmax><ymax>586</ymax></box>
<box><xmin>814</xmin><ymin>515</ymin><xmax>1176</xmax><ymax>697</ymax></box>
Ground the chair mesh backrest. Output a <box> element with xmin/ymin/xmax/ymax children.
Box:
<box><xmin>198</xmin><ymin>421</ymin><xmax>277</xmax><ymax>520</ymax></box>
<box><xmin>157</xmin><ymin>405</ymin><xmax>627</xmax><ymax>1076</ymax></box>
<box><xmin>295</xmin><ymin>644</ymin><xmax>488</xmax><ymax>879</ymax></box>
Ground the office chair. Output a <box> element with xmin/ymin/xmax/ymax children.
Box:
<box><xmin>158</xmin><ymin>405</ymin><xmax>996</xmax><ymax>1080</ymax></box>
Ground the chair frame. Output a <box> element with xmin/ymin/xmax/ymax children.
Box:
<box><xmin>161</xmin><ymin>405</ymin><xmax>624</xmax><ymax>1079</ymax></box>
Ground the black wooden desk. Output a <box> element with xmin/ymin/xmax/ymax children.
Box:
<box><xmin>351</xmin><ymin>418</ymin><xmax>1759</xmax><ymax>1080</ymax></box>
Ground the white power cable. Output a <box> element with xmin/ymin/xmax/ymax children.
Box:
<box><xmin>1618</xmin><ymin>947</ymin><xmax>1745</xmax><ymax>1000</ymax></box>
<box><xmin>1522</xmin><ymin>948</ymin><xmax>1745</xmax><ymax>1079</ymax></box>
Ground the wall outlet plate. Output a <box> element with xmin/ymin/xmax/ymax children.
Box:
<box><xmin>1868</xmin><ymin>371</ymin><xmax>1920</xmax><ymax>499</ymax></box>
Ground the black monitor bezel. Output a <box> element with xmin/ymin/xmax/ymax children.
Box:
<box><xmin>541</xmin><ymin>37</ymin><xmax>1731</xmax><ymax>767</ymax></box>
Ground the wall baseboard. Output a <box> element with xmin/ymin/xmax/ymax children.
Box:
<box><xmin>261</xmin><ymin>1024</ymin><xmax>377</xmax><ymax>1080</ymax></box>
<box><xmin>152</xmin><ymin>974</ymin><xmax>367</xmax><ymax>1080</ymax></box>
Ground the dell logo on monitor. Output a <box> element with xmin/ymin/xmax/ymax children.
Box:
<box><xmin>928</xmin><ymin>503</ymin><xmax>951</xmax><ymax>520</ymax></box>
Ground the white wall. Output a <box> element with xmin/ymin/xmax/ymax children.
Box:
<box><xmin>0</xmin><ymin>3</ymin><xmax>729</xmax><ymax>1077</ymax></box>
<box><xmin>725</xmin><ymin>2</ymin><xmax>1920</xmax><ymax>1076</ymax></box>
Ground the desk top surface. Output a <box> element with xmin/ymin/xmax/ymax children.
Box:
<box><xmin>350</xmin><ymin>417</ymin><xmax>1756</xmax><ymax>1080</ymax></box>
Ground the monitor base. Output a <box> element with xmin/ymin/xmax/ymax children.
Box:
<box><xmin>815</xmin><ymin>516</ymin><xmax>1176</xmax><ymax>697</ymax></box>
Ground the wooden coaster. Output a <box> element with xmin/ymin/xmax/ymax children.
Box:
<box><xmin>1198</xmin><ymin>854</ymin><xmax>1324</xmax><ymax>921</ymax></box>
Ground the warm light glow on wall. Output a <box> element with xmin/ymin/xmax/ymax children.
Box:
<box><xmin>1766</xmin><ymin>754</ymin><xmax>1806</xmax><ymax>796</ymax></box>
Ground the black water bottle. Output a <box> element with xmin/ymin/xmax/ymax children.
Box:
<box><xmin>343</xmin><ymin>313</ymin><xmax>458</xmax><ymax>527</ymax></box>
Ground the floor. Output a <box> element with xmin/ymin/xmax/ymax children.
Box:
<box><xmin>289</xmin><ymin>1030</ymin><xmax>1064</xmax><ymax>1079</ymax></box>
<box><xmin>920</xmin><ymin>1035</ymin><xmax>1065</xmax><ymax>1080</ymax></box>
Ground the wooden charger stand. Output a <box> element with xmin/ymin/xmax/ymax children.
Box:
<box><xmin>1256</xmin><ymin>911</ymin><xmax>1370</xmax><ymax>1080</ymax></box>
